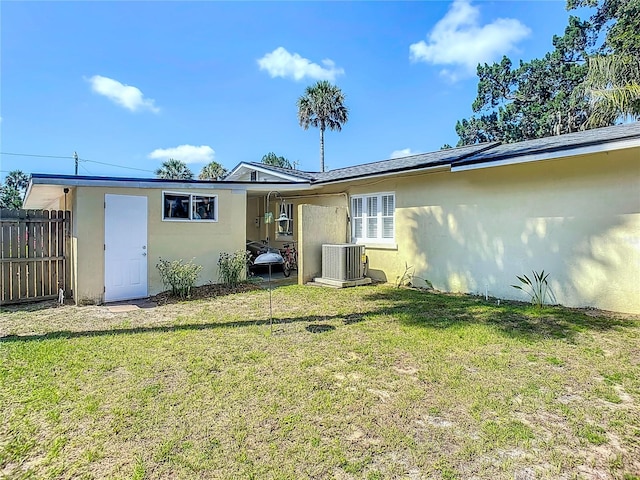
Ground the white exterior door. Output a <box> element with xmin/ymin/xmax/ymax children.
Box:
<box><xmin>104</xmin><ymin>194</ymin><xmax>148</xmax><ymax>302</ymax></box>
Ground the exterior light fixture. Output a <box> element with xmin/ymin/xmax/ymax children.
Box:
<box><xmin>277</xmin><ymin>209</ymin><xmax>291</xmax><ymax>236</ymax></box>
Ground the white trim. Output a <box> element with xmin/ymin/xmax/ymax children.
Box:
<box><xmin>244</xmin><ymin>183</ymin><xmax>314</xmax><ymax>194</ymax></box>
<box><xmin>356</xmin><ymin>242</ymin><xmax>398</xmax><ymax>250</ymax></box>
<box><xmin>351</xmin><ymin>192</ymin><xmax>395</xmax><ymax>244</ymax></box>
<box><xmin>451</xmin><ymin>138</ymin><xmax>640</xmax><ymax>172</ymax></box>
<box><xmin>161</xmin><ymin>191</ymin><xmax>218</xmax><ymax>222</ymax></box>
<box><xmin>29</xmin><ymin>177</ymin><xmax>250</xmax><ymax>190</ymax></box>
<box><xmin>225</xmin><ymin>162</ymin><xmax>311</xmax><ymax>182</ymax></box>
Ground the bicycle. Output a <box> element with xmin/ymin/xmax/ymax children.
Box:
<box><xmin>280</xmin><ymin>242</ymin><xmax>298</xmax><ymax>277</ymax></box>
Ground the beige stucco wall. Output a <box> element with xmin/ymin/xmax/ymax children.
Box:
<box><xmin>298</xmin><ymin>204</ymin><xmax>348</xmax><ymax>283</ymax></box>
<box><xmin>245</xmin><ymin>193</ymin><xmax>347</xmax><ymax>250</ymax></box>
<box><xmin>335</xmin><ymin>148</ymin><xmax>640</xmax><ymax>313</ymax></box>
<box><xmin>71</xmin><ymin>186</ymin><xmax>245</xmax><ymax>304</ymax></box>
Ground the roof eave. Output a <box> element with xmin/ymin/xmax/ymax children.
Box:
<box><xmin>225</xmin><ymin>162</ymin><xmax>312</xmax><ymax>182</ymax></box>
<box><xmin>313</xmin><ymin>163</ymin><xmax>451</xmax><ymax>186</ymax></box>
<box><xmin>451</xmin><ymin>137</ymin><xmax>640</xmax><ymax>172</ymax></box>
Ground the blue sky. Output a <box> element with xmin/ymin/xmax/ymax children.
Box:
<box><xmin>1</xmin><ymin>1</ymin><xmax>579</xmax><ymax>179</ymax></box>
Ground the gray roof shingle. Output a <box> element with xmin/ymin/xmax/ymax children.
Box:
<box><xmin>237</xmin><ymin>122</ymin><xmax>640</xmax><ymax>184</ymax></box>
<box><xmin>310</xmin><ymin>142</ymin><xmax>498</xmax><ymax>183</ymax></box>
<box><xmin>455</xmin><ymin>122</ymin><xmax>640</xmax><ymax>167</ymax></box>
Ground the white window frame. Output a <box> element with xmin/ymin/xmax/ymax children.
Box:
<box><xmin>351</xmin><ymin>192</ymin><xmax>395</xmax><ymax>244</ymax></box>
<box><xmin>162</xmin><ymin>191</ymin><xmax>218</xmax><ymax>222</ymax></box>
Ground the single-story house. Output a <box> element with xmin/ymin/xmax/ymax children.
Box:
<box><xmin>24</xmin><ymin>122</ymin><xmax>640</xmax><ymax>313</ymax></box>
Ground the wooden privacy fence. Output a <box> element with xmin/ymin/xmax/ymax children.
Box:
<box><xmin>1</xmin><ymin>209</ymin><xmax>71</xmax><ymax>305</ymax></box>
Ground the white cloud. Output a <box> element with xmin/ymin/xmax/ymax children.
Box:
<box><xmin>409</xmin><ymin>0</ymin><xmax>530</xmax><ymax>79</ymax></box>
<box><xmin>88</xmin><ymin>75</ymin><xmax>160</xmax><ymax>113</ymax></box>
<box><xmin>258</xmin><ymin>47</ymin><xmax>345</xmax><ymax>82</ymax></box>
<box><xmin>391</xmin><ymin>148</ymin><xmax>414</xmax><ymax>159</ymax></box>
<box><xmin>148</xmin><ymin>145</ymin><xmax>215</xmax><ymax>164</ymax></box>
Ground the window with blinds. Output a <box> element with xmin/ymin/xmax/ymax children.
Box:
<box><xmin>351</xmin><ymin>192</ymin><xmax>395</xmax><ymax>243</ymax></box>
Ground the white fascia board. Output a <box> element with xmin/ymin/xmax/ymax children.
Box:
<box><xmin>30</xmin><ymin>177</ymin><xmax>253</xmax><ymax>191</ymax></box>
<box><xmin>23</xmin><ymin>181</ymin><xmax>35</xmax><ymax>204</ymax></box>
<box><xmin>244</xmin><ymin>183</ymin><xmax>314</xmax><ymax>193</ymax></box>
<box><xmin>451</xmin><ymin>138</ymin><xmax>640</xmax><ymax>172</ymax></box>
<box><xmin>226</xmin><ymin>163</ymin><xmax>310</xmax><ymax>182</ymax></box>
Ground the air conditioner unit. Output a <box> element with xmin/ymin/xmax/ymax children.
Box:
<box><xmin>322</xmin><ymin>244</ymin><xmax>365</xmax><ymax>281</ymax></box>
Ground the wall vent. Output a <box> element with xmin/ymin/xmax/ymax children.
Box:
<box><xmin>321</xmin><ymin>244</ymin><xmax>365</xmax><ymax>281</ymax></box>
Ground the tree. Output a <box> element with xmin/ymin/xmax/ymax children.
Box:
<box><xmin>5</xmin><ymin>170</ymin><xmax>29</xmax><ymax>192</ymax></box>
<box><xmin>198</xmin><ymin>161</ymin><xmax>227</xmax><ymax>180</ymax></box>
<box><xmin>440</xmin><ymin>144</ymin><xmax>453</xmax><ymax>150</ymax></box>
<box><xmin>155</xmin><ymin>158</ymin><xmax>193</xmax><ymax>180</ymax></box>
<box><xmin>261</xmin><ymin>152</ymin><xmax>292</xmax><ymax>169</ymax></box>
<box><xmin>566</xmin><ymin>0</ymin><xmax>640</xmax><ymax>56</ymax></box>
<box><xmin>0</xmin><ymin>170</ymin><xmax>29</xmax><ymax>210</ymax></box>
<box><xmin>297</xmin><ymin>80</ymin><xmax>349</xmax><ymax>172</ymax></box>
<box><xmin>456</xmin><ymin>17</ymin><xmax>592</xmax><ymax>145</ymax></box>
<box><xmin>567</xmin><ymin>0</ymin><xmax>640</xmax><ymax>125</ymax></box>
<box><xmin>0</xmin><ymin>186</ymin><xmax>23</xmax><ymax>209</ymax></box>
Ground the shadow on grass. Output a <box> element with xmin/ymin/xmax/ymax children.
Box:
<box><xmin>0</xmin><ymin>313</ymin><xmax>366</xmax><ymax>343</ymax></box>
<box><xmin>361</xmin><ymin>288</ymin><xmax>638</xmax><ymax>342</ymax></box>
<box><xmin>1</xmin><ymin>287</ymin><xmax>636</xmax><ymax>344</ymax></box>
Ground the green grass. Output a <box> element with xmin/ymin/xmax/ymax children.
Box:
<box><xmin>1</xmin><ymin>284</ymin><xmax>639</xmax><ymax>479</ymax></box>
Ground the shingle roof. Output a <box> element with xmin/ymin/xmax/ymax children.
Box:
<box><xmin>310</xmin><ymin>142</ymin><xmax>499</xmax><ymax>183</ymax></box>
<box><xmin>305</xmin><ymin>122</ymin><xmax>640</xmax><ymax>182</ymax></box>
<box><xmin>231</xmin><ymin>123</ymin><xmax>639</xmax><ymax>185</ymax></box>
<box><xmin>455</xmin><ymin>122</ymin><xmax>640</xmax><ymax>168</ymax></box>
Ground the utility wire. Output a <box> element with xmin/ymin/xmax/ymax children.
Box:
<box><xmin>0</xmin><ymin>152</ymin><xmax>73</xmax><ymax>159</ymax></box>
<box><xmin>78</xmin><ymin>157</ymin><xmax>154</xmax><ymax>173</ymax></box>
<box><xmin>1</xmin><ymin>151</ymin><xmax>155</xmax><ymax>174</ymax></box>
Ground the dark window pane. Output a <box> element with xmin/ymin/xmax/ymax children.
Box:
<box><xmin>194</xmin><ymin>196</ymin><xmax>216</xmax><ymax>220</ymax></box>
<box><xmin>164</xmin><ymin>194</ymin><xmax>190</xmax><ymax>219</ymax></box>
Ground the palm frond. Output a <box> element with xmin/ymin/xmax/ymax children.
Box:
<box><xmin>585</xmin><ymin>54</ymin><xmax>640</xmax><ymax>125</ymax></box>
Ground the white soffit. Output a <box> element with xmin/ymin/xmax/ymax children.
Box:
<box><xmin>23</xmin><ymin>185</ymin><xmax>67</xmax><ymax>210</ymax></box>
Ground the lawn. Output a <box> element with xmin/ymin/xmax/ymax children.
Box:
<box><xmin>1</xmin><ymin>284</ymin><xmax>639</xmax><ymax>479</ymax></box>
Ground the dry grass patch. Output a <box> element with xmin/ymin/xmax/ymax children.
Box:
<box><xmin>1</xmin><ymin>284</ymin><xmax>639</xmax><ymax>479</ymax></box>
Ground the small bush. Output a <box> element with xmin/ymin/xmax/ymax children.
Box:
<box><xmin>156</xmin><ymin>258</ymin><xmax>202</xmax><ymax>299</ymax></box>
<box><xmin>218</xmin><ymin>250</ymin><xmax>251</xmax><ymax>287</ymax></box>
<box><xmin>512</xmin><ymin>270</ymin><xmax>556</xmax><ymax>308</ymax></box>
<box><xmin>395</xmin><ymin>262</ymin><xmax>433</xmax><ymax>289</ymax></box>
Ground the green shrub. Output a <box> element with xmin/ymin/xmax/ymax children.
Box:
<box><xmin>218</xmin><ymin>250</ymin><xmax>250</xmax><ymax>287</ymax></box>
<box><xmin>156</xmin><ymin>258</ymin><xmax>202</xmax><ymax>299</ymax></box>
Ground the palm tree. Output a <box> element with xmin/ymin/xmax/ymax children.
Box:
<box><xmin>199</xmin><ymin>161</ymin><xmax>228</xmax><ymax>180</ymax></box>
<box><xmin>155</xmin><ymin>158</ymin><xmax>193</xmax><ymax>180</ymax></box>
<box><xmin>5</xmin><ymin>170</ymin><xmax>29</xmax><ymax>191</ymax></box>
<box><xmin>584</xmin><ymin>54</ymin><xmax>640</xmax><ymax>127</ymax></box>
<box><xmin>297</xmin><ymin>80</ymin><xmax>349</xmax><ymax>172</ymax></box>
